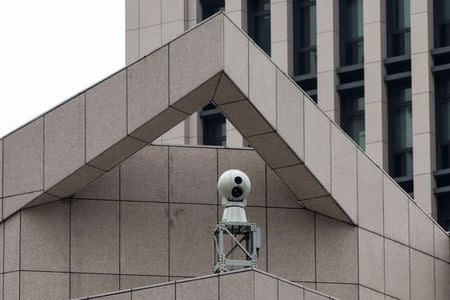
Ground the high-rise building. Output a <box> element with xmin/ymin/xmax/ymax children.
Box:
<box><xmin>126</xmin><ymin>0</ymin><xmax>450</xmax><ymax>230</ymax></box>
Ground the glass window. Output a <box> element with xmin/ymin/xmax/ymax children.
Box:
<box><xmin>435</xmin><ymin>0</ymin><xmax>450</xmax><ymax>48</ymax></box>
<box><xmin>340</xmin><ymin>0</ymin><xmax>364</xmax><ymax>66</ymax></box>
<box><xmin>387</xmin><ymin>0</ymin><xmax>410</xmax><ymax>57</ymax></box>
<box><xmin>293</xmin><ymin>0</ymin><xmax>317</xmax><ymax>76</ymax></box>
<box><xmin>248</xmin><ymin>0</ymin><xmax>271</xmax><ymax>55</ymax></box>
<box><xmin>201</xmin><ymin>0</ymin><xmax>224</xmax><ymax>20</ymax></box>
<box><xmin>340</xmin><ymin>91</ymin><xmax>365</xmax><ymax>149</ymax></box>
<box><xmin>437</xmin><ymin>194</ymin><xmax>450</xmax><ymax>231</ymax></box>
<box><xmin>388</xmin><ymin>82</ymin><xmax>413</xmax><ymax>178</ymax></box>
<box><xmin>201</xmin><ymin>104</ymin><xmax>226</xmax><ymax>146</ymax></box>
<box><xmin>436</xmin><ymin>74</ymin><xmax>450</xmax><ymax>170</ymax></box>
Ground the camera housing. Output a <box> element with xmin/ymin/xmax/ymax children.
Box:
<box><xmin>218</xmin><ymin>169</ymin><xmax>251</xmax><ymax>222</ymax></box>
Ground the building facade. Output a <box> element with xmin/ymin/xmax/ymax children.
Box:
<box><xmin>126</xmin><ymin>0</ymin><xmax>450</xmax><ymax>231</ymax></box>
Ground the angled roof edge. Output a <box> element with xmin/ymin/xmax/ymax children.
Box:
<box><xmin>0</xmin><ymin>12</ymin><xmax>448</xmax><ymax>243</ymax></box>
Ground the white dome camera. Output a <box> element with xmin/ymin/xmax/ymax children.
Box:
<box><xmin>218</xmin><ymin>169</ymin><xmax>251</xmax><ymax>223</ymax></box>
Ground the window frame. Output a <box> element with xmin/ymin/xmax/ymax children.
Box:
<box><xmin>293</xmin><ymin>0</ymin><xmax>317</xmax><ymax>76</ymax></box>
<box><xmin>339</xmin><ymin>0</ymin><xmax>364</xmax><ymax>66</ymax></box>
<box><xmin>386</xmin><ymin>0</ymin><xmax>411</xmax><ymax>57</ymax></box>
<box><xmin>247</xmin><ymin>0</ymin><xmax>271</xmax><ymax>55</ymax></box>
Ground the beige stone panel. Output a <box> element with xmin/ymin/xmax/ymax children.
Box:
<box><xmin>226</xmin><ymin>10</ymin><xmax>247</xmax><ymax>31</ymax></box>
<box><xmin>410</xmin><ymin>249</ymin><xmax>434</xmax><ymax>300</ymax></box>
<box><xmin>249</xmin><ymin>42</ymin><xmax>277</xmax><ymax>130</ymax></box>
<box><xmin>162</xmin><ymin>20</ymin><xmax>186</xmax><ymax>44</ymax></box>
<box><xmin>133</xmin><ymin>283</ymin><xmax>175</xmax><ymax>300</ymax></box>
<box><xmin>411</xmin><ymin>52</ymin><xmax>433</xmax><ymax>95</ymax></box>
<box><xmin>254</xmin><ymin>272</ymin><xmax>278</xmax><ymax>299</ymax></box>
<box><xmin>410</xmin><ymin>12</ymin><xmax>433</xmax><ymax>54</ymax></box>
<box><xmin>267</xmin><ymin>208</ymin><xmax>315</xmax><ymax>281</ymax></box>
<box><xmin>75</xmin><ymin>166</ymin><xmax>120</xmax><ymax>200</ymax></box>
<box><xmin>304</xmin><ymin>289</ymin><xmax>329</xmax><ymax>300</ymax></box>
<box><xmin>271</xmin><ymin>41</ymin><xmax>292</xmax><ymax>75</ymax></box>
<box><xmin>71</xmin><ymin>200</ymin><xmax>119</xmax><ymax>273</ymax></box>
<box><xmin>384</xmin><ymin>239</ymin><xmax>410</xmax><ymax>300</ymax></box>
<box><xmin>70</xmin><ymin>273</ymin><xmax>119</xmax><ymax>299</ymax></box>
<box><xmin>317</xmin><ymin>31</ymin><xmax>339</xmax><ymax>73</ymax></box>
<box><xmin>214</xmin><ymin>74</ymin><xmax>247</xmax><ymax>105</ymax></box>
<box><xmin>225</xmin><ymin>123</ymin><xmax>244</xmax><ymax>147</ymax></box>
<box><xmin>302</xmin><ymin>196</ymin><xmax>351</xmax><ymax>223</ymax></box>
<box><xmin>126</xmin><ymin>0</ymin><xmax>139</xmax><ymax>30</ymax></box>
<box><xmin>169</xmin><ymin>15</ymin><xmax>223</xmax><ymax>102</ymax></box>
<box><xmin>383</xmin><ymin>175</ymin><xmax>409</xmax><ymax>245</ymax></box>
<box><xmin>4</xmin><ymin>213</ymin><xmax>20</xmax><ymax>272</ymax></box>
<box><xmin>357</xmin><ymin>151</ymin><xmax>384</xmax><ymax>234</ymax></box>
<box><xmin>160</xmin><ymin>122</ymin><xmax>186</xmax><ymax>142</ymax></box>
<box><xmin>434</xmin><ymin>223</ymin><xmax>450</xmax><ymax>262</ymax></box>
<box><xmin>316</xmin><ymin>0</ymin><xmax>338</xmax><ymax>34</ymax></box>
<box><xmin>3</xmin><ymin>118</ymin><xmax>43</xmax><ymax>197</ymax></box>
<box><xmin>410</xmin><ymin>0</ymin><xmax>433</xmax><ymax>14</ymax></box>
<box><xmin>435</xmin><ymin>258</ymin><xmax>450</xmax><ymax>300</ymax></box>
<box><xmin>363</xmin><ymin>0</ymin><xmax>385</xmax><ymax>23</ymax></box>
<box><xmin>365</xmin><ymin>140</ymin><xmax>388</xmax><ymax>170</ymax></box>
<box><xmin>224</xmin><ymin>15</ymin><xmax>249</xmax><ymax>96</ymax></box>
<box><xmin>413</xmin><ymin>173</ymin><xmax>434</xmax><ymax>217</ymax></box>
<box><xmin>331</xmin><ymin>126</ymin><xmax>358</xmax><ymax>222</ymax></box>
<box><xmin>220</xmin><ymin>270</ymin><xmax>253</xmax><ymax>300</ymax></box>
<box><xmin>358</xmin><ymin>286</ymin><xmax>384</xmax><ymax>300</ymax></box>
<box><xmin>266</xmin><ymin>168</ymin><xmax>302</xmax><ymax>208</ymax></box>
<box><xmin>316</xmin><ymin>283</ymin><xmax>358</xmax><ymax>300</ymax></box>
<box><xmin>44</xmin><ymin>94</ymin><xmax>85</xmax><ymax>190</ymax></box>
<box><xmin>4</xmin><ymin>272</ymin><xmax>19</xmax><ymax>300</ymax></box>
<box><xmin>3</xmin><ymin>192</ymin><xmax>45</xmax><ymax>221</ymax></box>
<box><xmin>409</xmin><ymin>201</ymin><xmax>434</xmax><ymax>255</ymax></box>
<box><xmin>21</xmin><ymin>201</ymin><xmax>69</xmax><ymax>272</ymax></box>
<box><xmin>316</xmin><ymin>215</ymin><xmax>358</xmax><ymax>283</ymax></box>
<box><xmin>412</xmin><ymin>92</ymin><xmax>434</xmax><ymax>135</ymax></box>
<box><xmin>20</xmin><ymin>272</ymin><xmax>69</xmax><ymax>299</ymax></box>
<box><xmin>96</xmin><ymin>292</ymin><xmax>132</xmax><ymax>300</ymax></box>
<box><xmin>162</xmin><ymin>0</ymin><xmax>185</xmax><ymax>23</ymax></box>
<box><xmin>304</xmin><ymin>99</ymin><xmax>331</xmax><ymax>192</ymax></box>
<box><xmin>126</xmin><ymin>29</ymin><xmax>140</xmax><ymax>64</ymax></box>
<box><xmin>176</xmin><ymin>276</ymin><xmax>219</xmax><ymax>300</ymax></box>
<box><xmin>270</xmin><ymin>0</ymin><xmax>290</xmax><ymax>43</ymax></box>
<box><xmin>365</xmin><ymin>100</ymin><xmax>387</xmax><ymax>144</ymax></box>
<box><xmin>0</xmin><ymin>140</ymin><xmax>2</xmax><ymax>197</ymax></box>
<box><xmin>358</xmin><ymin>228</ymin><xmax>384</xmax><ymax>291</ymax></box>
<box><xmin>86</xmin><ymin>70</ymin><xmax>127</xmax><ymax>162</ymax></box>
<box><xmin>364</xmin><ymin>62</ymin><xmax>385</xmax><ymax>103</ymax></box>
<box><xmin>317</xmin><ymin>71</ymin><xmax>339</xmax><ymax>121</ymax></box>
<box><xmin>412</xmin><ymin>132</ymin><xmax>435</xmax><ymax>175</ymax></box>
<box><xmin>140</xmin><ymin>0</ymin><xmax>162</xmax><ymax>27</ymax></box>
<box><xmin>363</xmin><ymin>22</ymin><xmax>385</xmax><ymax>63</ymax></box>
<box><xmin>276</xmin><ymin>69</ymin><xmax>304</xmax><ymax>161</ymax></box>
<box><xmin>120</xmin><ymin>275</ymin><xmax>168</xmax><ymax>290</ymax></box>
<box><xmin>277</xmin><ymin>279</ymin><xmax>304</xmax><ymax>300</ymax></box>
<box><xmin>140</xmin><ymin>25</ymin><xmax>162</xmax><ymax>55</ymax></box>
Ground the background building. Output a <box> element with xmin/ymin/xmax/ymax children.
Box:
<box><xmin>126</xmin><ymin>0</ymin><xmax>450</xmax><ymax>231</ymax></box>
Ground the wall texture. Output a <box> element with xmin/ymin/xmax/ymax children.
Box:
<box><xmin>0</xmin><ymin>145</ymin><xmax>448</xmax><ymax>299</ymax></box>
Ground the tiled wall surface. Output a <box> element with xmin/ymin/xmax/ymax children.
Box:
<box><xmin>0</xmin><ymin>145</ymin><xmax>448</xmax><ymax>299</ymax></box>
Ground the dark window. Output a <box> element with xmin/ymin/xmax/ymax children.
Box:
<box><xmin>293</xmin><ymin>0</ymin><xmax>317</xmax><ymax>75</ymax></box>
<box><xmin>387</xmin><ymin>0</ymin><xmax>410</xmax><ymax>57</ymax></box>
<box><xmin>436</xmin><ymin>74</ymin><xmax>450</xmax><ymax>170</ymax></box>
<box><xmin>340</xmin><ymin>91</ymin><xmax>365</xmax><ymax>149</ymax></box>
<box><xmin>435</xmin><ymin>0</ymin><xmax>450</xmax><ymax>48</ymax></box>
<box><xmin>437</xmin><ymin>194</ymin><xmax>450</xmax><ymax>231</ymax></box>
<box><xmin>248</xmin><ymin>0</ymin><xmax>271</xmax><ymax>55</ymax></box>
<box><xmin>340</xmin><ymin>0</ymin><xmax>364</xmax><ymax>66</ymax></box>
<box><xmin>201</xmin><ymin>0</ymin><xmax>224</xmax><ymax>20</ymax></box>
<box><xmin>388</xmin><ymin>82</ymin><xmax>413</xmax><ymax>178</ymax></box>
<box><xmin>201</xmin><ymin>104</ymin><xmax>226</xmax><ymax>146</ymax></box>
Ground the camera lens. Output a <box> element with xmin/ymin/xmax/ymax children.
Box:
<box><xmin>234</xmin><ymin>176</ymin><xmax>242</xmax><ymax>184</ymax></box>
<box><xmin>231</xmin><ymin>186</ymin><xmax>243</xmax><ymax>198</ymax></box>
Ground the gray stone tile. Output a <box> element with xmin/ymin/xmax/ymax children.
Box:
<box><xmin>331</xmin><ymin>126</ymin><xmax>357</xmax><ymax>223</ymax></box>
<box><xmin>278</xmin><ymin>280</ymin><xmax>304</xmax><ymax>300</ymax></box>
<box><xmin>70</xmin><ymin>273</ymin><xmax>119</xmax><ymax>299</ymax></box>
<box><xmin>0</xmin><ymin>224</ymin><xmax>3</xmax><ymax>273</ymax></box>
<box><xmin>214</xmin><ymin>72</ymin><xmax>247</xmax><ymax>105</ymax></box>
<box><xmin>88</xmin><ymin>136</ymin><xmax>146</xmax><ymax>171</ymax></box>
<box><xmin>266</xmin><ymin>168</ymin><xmax>302</xmax><ymax>208</ymax></box>
<box><xmin>21</xmin><ymin>201</ymin><xmax>69</xmax><ymax>271</ymax></box>
<box><xmin>47</xmin><ymin>164</ymin><xmax>105</xmax><ymax>198</ymax></box>
<box><xmin>120</xmin><ymin>201</ymin><xmax>169</xmax><ymax>275</ymax></box>
<box><xmin>125</xmin><ymin>0</ymin><xmax>138</xmax><ymax>30</ymax></box>
<box><xmin>247</xmin><ymin>132</ymin><xmax>301</xmax><ymax>169</ymax></box>
<box><xmin>176</xmin><ymin>276</ymin><xmax>219</xmax><ymax>300</ymax></box>
<box><xmin>169</xmin><ymin>14</ymin><xmax>223</xmax><ymax>103</ymax></box>
<box><xmin>304</xmin><ymin>99</ymin><xmax>331</xmax><ymax>193</ymax></box>
<box><xmin>96</xmin><ymin>292</ymin><xmax>132</xmax><ymax>300</ymax></box>
<box><xmin>127</xmin><ymin>46</ymin><xmax>169</xmax><ymax>134</ymax></box>
<box><xmin>304</xmin><ymin>289</ymin><xmax>328</xmax><ymax>300</ymax></box>
<box><xmin>44</xmin><ymin>94</ymin><xmax>85</xmax><ymax>190</ymax></box>
<box><xmin>169</xmin><ymin>147</ymin><xmax>217</xmax><ymax>204</ymax></box>
<box><xmin>267</xmin><ymin>208</ymin><xmax>315</xmax><ymax>281</ymax></box>
<box><xmin>0</xmin><ymin>139</ymin><xmax>2</xmax><ymax>197</ymax></box>
<box><xmin>120</xmin><ymin>275</ymin><xmax>169</xmax><ymax>290</ymax></box>
<box><xmin>169</xmin><ymin>204</ymin><xmax>217</xmax><ymax>276</ymax></box>
<box><xmin>358</xmin><ymin>228</ymin><xmax>384</xmax><ymax>292</ymax></box>
<box><xmin>274</xmin><ymin>164</ymin><xmax>327</xmax><ymax>201</ymax></box>
<box><xmin>223</xmin><ymin>15</ymin><xmax>249</xmax><ymax>97</ymax></box>
<box><xmin>301</xmin><ymin>196</ymin><xmax>351</xmax><ymax>223</ymax></box>
<box><xmin>75</xmin><ymin>166</ymin><xmax>120</xmax><ymax>200</ymax></box>
<box><xmin>409</xmin><ymin>202</ymin><xmax>434</xmax><ymax>255</ymax></box>
<box><xmin>219</xmin><ymin>100</ymin><xmax>274</xmax><ymax>137</ymax></box>
<box><xmin>383</xmin><ymin>175</ymin><xmax>409</xmax><ymax>245</ymax></box>
<box><xmin>129</xmin><ymin>107</ymin><xmax>189</xmax><ymax>143</ymax></box>
<box><xmin>86</xmin><ymin>70</ymin><xmax>127</xmax><ymax>162</ymax></box>
<box><xmin>435</xmin><ymin>258</ymin><xmax>450</xmax><ymax>300</ymax></box>
<box><xmin>276</xmin><ymin>69</ymin><xmax>304</xmax><ymax>161</ymax></box>
<box><xmin>254</xmin><ymin>272</ymin><xmax>277</xmax><ymax>300</ymax></box>
<box><xmin>3</xmin><ymin>118</ymin><xmax>43</xmax><ymax>197</ymax></box>
<box><xmin>316</xmin><ymin>215</ymin><xmax>358</xmax><ymax>283</ymax></box>
<box><xmin>358</xmin><ymin>286</ymin><xmax>384</xmax><ymax>300</ymax></box>
<box><xmin>316</xmin><ymin>283</ymin><xmax>358</xmax><ymax>300</ymax></box>
<box><xmin>172</xmin><ymin>73</ymin><xmax>221</xmax><ymax>114</ymax></box>
<box><xmin>249</xmin><ymin>41</ymin><xmax>276</xmax><ymax>130</ymax></box>
<box><xmin>140</xmin><ymin>0</ymin><xmax>161</xmax><ymax>27</ymax></box>
<box><xmin>4</xmin><ymin>213</ymin><xmax>20</xmax><ymax>272</ymax></box>
<box><xmin>22</xmin><ymin>192</ymin><xmax>60</xmax><ymax>209</ymax></box>
<box><xmin>218</xmin><ymin>149</ymin><xmax>266</xmax><ymax>206</ymax></box>
<box><xmin>434</xmin><ymin>224</ymin><xmax>450</xmax><ymax>262</ymax></box>
<box><xmin>4</xmin><ymin>272</ymin><xmax>19</xmax><ymax>300</ymax></box>
<box><xmin>219</xmin><ymin>270</ymin><xmax>253</xmax><ymax>300</ymax></box>
<box><xmin>133</xmin><ymin>283</ymin><xmax>175</xmax><ymax>300</ymax></box>
<box><xmin>384</xmin><ymin>239</ymin><xmax>410</xmax><ymax>300</ymax></box>
<box><xmin>357</xmin><ymin>151</ymin><xmax>383</xmax><ymax>235</ymax></box>
<box><xmin>410</xmin><ymin>249</ymin><xmax>434</xmax><ymax>300</ymax></box>
<box><xmin>3</xmin><ymin>191</ymin><xmax>43</xmax><ymax>220</ymax></box>
<box><xmin>71</xmin><ymin>200</ymin><xmax>119</xmax><ymax>273</ymax></box>
<box><xmin>20</xmin><ymin>271</ymin><xmax>69</xmax><ymax>300</ymax></box>
<box><xmin>121</xmin><ymin>146</ymin><xmax>168</xmax><ymax>202</ymax></box>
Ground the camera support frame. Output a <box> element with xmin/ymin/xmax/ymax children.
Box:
<box><xmin>212</xmin><ymin>221</ymin><xmax>261</xmax><ymax>273</ymax></box>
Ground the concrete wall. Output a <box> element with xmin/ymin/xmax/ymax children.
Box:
<box><xmin>0</xmin><ymin>145</ymin><xmax>448</xmax><ymax>299</ymax></box>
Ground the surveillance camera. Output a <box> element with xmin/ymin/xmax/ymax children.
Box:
<box><xmin>218</xmin><ymin>169</ymin><xmax>251</xmax><ymax>223</ymax></box>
